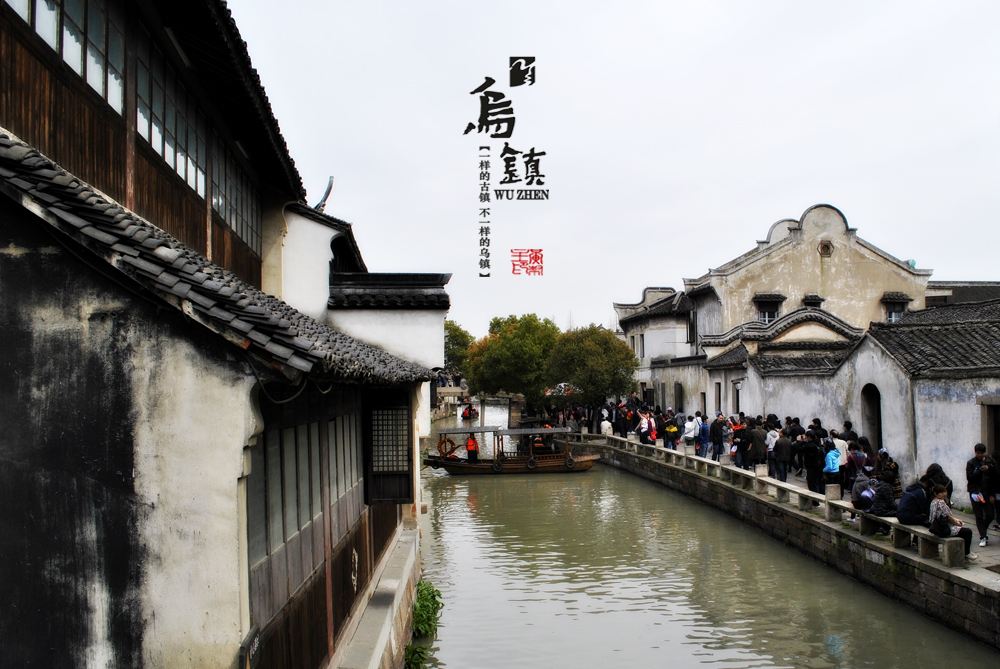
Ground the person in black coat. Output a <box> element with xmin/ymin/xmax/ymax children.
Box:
<box><xmin>896</xmin><ymin>478</ymin><xmax>932</xmax><ymax>526</ymax></box>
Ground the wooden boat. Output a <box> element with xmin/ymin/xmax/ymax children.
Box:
<box><xmin>424</xmin><ymin>427</ymin><xmax>600</xmax><ymax>475</ymax></box>
<box><xmin>460</xmin><ymin>404</ymin><xmax>479</xmax><ymax>420</ymax></box>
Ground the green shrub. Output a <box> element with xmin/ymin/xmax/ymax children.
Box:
<box><xmin>412</xmin><ymin>580</ymin><xmax>444</xmax><ymax>639</ymax></box>
<box><xmin>404</xmin><ymin>642</ymin><xmax>430</xmax><ymax>669</ymax></box>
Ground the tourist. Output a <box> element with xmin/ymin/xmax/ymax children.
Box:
<box><xmin>897</xmin><ymin>477</ymin><xmax>932</xmax><ymax>527</ymax></box>
<box><xmin>877</xmin><ymin>451</ymin><xmax>903</xmax><ymax>499</ymax></box>
<box><xmin>800</xmin><ymin>431</ymin><xmax>825</xmax><ymax>494</ymax></box>
<box><xmin>709</xmin><ymin>414</ymin><xmax>726</xmax><ymax>462</ymax></box>
<box><xmin>845</xmin><ymin>442</ymin><xmax>867</xmax><ymax>485</ymax></box>
<box><xmin>749</xmin><ymin>420</ymin><xmax>768</xmax><ymax>469</ymax></box>
<box><xmin>869</xmin><ymin>472</ymin><xmax>898</xmax><ymax>519</ymax></box>
<box><xmin>765</xmin><ymin>422</ymin><xmax>779</xmax><ymax>476</ymax></box>
<box><xmin>733</xmin><ymin>417</ymin><xmax>750</xmax><ymax>469</ymax></box>
<box><xmin>823</xmin><ymin>440</ymin><xmax>841</xmax><ymax>489</ymax></box>
<box><xmin>851</xmin><ymin>471</ymin><xmax>875</xmax><ymax>512</ymax></box>
<box><xmin>839</xmin><ymin>420</ymin><xmax>859</xmax><ymax>444</ymax></box>
<box><xmin>923</xmin><ymin>463</ymin><xmax>953</xmax><ymax>505</ymax></box>
<box><xmin>697</xmin><ymin>415</ymin><xmax>711</xmax><ymax>457</ymax></box>
<box><xmin>829</xmin><ymin>430</ymin><xmax>849</xmax><ymax>489</ymax></box>
<box><xmin>773</xmin><ymin>429</ymin><xmax>793</xmax><ymax>482</ymax></box>
<box><xmin>600</xmin><ymin>416</ymin><xmax>613</xmax><ymax>436</ymax></box>
<box><xmin>929</xmin><ymin>484</ymin><xmax>977</xmax><ymax>560</ymax></box>
<box><xmin>810</xmin><ymin>418</ymin><xmax>829</xmax><ymax>440</ymax></box>
<box><xmin>858</xmin><ymin>436</ymin><xmax>876</xmax><ymax>471</ymax></box>
<box><xmin>465</xmin><ymin>433</ymin><xmax>479</xmax><ymax>463</ymax></box>
<box><xmin>637</xmin><ymin>410</ymin><xmax>651</xmax><ymax>444</ymax></box>
<box><xmin>966</xmin><ymin>443</ymin><xmax>997</xmax><ymax>548</ymax></box>
<box><xmin>683</xmin><ymin>415</ymin><xmax>698</xmax><ymax>448</ymax></box>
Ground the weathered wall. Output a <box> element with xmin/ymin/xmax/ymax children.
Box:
<box><xmin>654</xmin><ymin>362</ymin><xmax>708</xmax><ymax>414</ymax></box>
<box><xmin>0</xmin><ymin>201</ymin><xmax>255</xmax><ymax>667</ymax></box>
<box><xmin>913</xmin><ymin>378</ymin><xmax>999</xmax><ymax>502</ymax></box>
<box><xmin>707</xmin><ymin>206</ymin><xmax>929</xmax><ymax>333</ymax></box>
<box><xmin>131</xmin><ymin>337</ymin><xmax>259</xmax><ymax>668</ymax></box>
<box><xmin>585</xmin><ymin>443</ymin><xmax>1000</xmax><ymax>649</ymax></box>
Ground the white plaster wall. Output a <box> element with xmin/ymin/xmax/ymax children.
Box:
<box><xmin>654</xmin><ymin>363</ymin><xmax>709</xmax><ymax>415</ymax></box>
<box><xmin>131</xmin><ymin>336</ymin><xmax>260</xmax><ymax>668</ymax></box>
<box><xmin>843</xmin><ymin>338</ymin><xmax>916</xmax><ymax>478</ymax></box>
<box><xmin>327</xmin><ymin>309</ymin><xmax>445</xmax><ymax>436</ymax></box>
<box><xmin>913</xmin><ymin>378</ymin><xmax>999</xmax><ymax>498</ymax></box>
<box><xmin>755</xmin><ymin>373</ymin><xmax>850</xmax><ymax>430</ymax></box>
<box><xmin>281</xmin><ymin>210</ymin><xmax>338</xmax><ymax>320</ymax></box>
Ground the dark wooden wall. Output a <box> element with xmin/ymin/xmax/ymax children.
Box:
<box><xmin>0</xmin><ymin>18</ymin><xmax>126</xmax><ymax>203</ymax></box>
<box><xmin>0</xmin><ymin>8</ymin><xmax>266</xmax><ymax>287</ymax></box>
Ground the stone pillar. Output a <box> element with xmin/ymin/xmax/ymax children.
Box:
<box><xmin>892</xmin><ymin>527</ymin><xmax>911</xmax><ymax>549</ymax></box>
<box><xmin>753</xmin><ymin>465</ymin><xmax>769</xmax><ymax>495</ymax></box>
<box><xmin>917</xmin><ymin>537</ymin><xmax>937</xmax><ymax>559</ymax></box>
<box><xmin>797</xmin><ymin>493</ymin><xmax>813</xmax><ymax>511</ymax></box>
<box><xmin>824</xmin><ymin>485</ymin><xmax>842</xmax><ymax>521</ymax></box>
<box><xmin>776</xmin><ymin>487</ymin><xmax>790</xmax><ymax>503</ymax></box>
<box><xmin>941</xmin><ymin>538</ymin><xmax>965</xmax><ymax>567</ymax></box>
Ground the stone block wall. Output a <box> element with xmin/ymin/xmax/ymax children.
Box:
<box><xmin>584</xmin><ymin>444</ymin><xmax>1000</xmax><ymax>649</ymax></box>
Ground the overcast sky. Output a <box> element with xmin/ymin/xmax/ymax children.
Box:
<box><xmin>229</xmin><ymin>0</ymin><xmax>1000</xmax><ymax>338</ymax></box>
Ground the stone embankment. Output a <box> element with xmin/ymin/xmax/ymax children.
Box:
<box><xmin>567</xmin><ymin>435</ymin><xmax>1000</xmax><ymax>649</ymax></box>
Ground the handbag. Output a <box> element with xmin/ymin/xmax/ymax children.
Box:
<box><xmin>929</xmin><ymin>515</ymin><xmax>951</xmax><ymax>538</ymax></box>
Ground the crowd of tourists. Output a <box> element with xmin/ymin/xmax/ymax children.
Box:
<box><xmin>587</xmin><ymin>395</ymin><xmax>999</xmax><ymax>562</ymax></box>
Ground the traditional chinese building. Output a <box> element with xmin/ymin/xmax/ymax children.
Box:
<box><xmin>0</xmin><ymin>2</ymin><xmax>444</xmax><ymax>667</ymax></box>
<box><xmin>615</xmin><ymin>204</ymin><xmax>1000</xmax><ymax>481</ymax></box>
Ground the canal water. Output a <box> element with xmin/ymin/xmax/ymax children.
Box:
<box><xmin>420</xmin><ymin>408</ymin><xmax>1000</xmax><ymax>668</ymax></box>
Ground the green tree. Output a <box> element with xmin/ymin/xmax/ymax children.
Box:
<box><xmin>443</xmin><ymin>320</ymin><xmax>474</xmax><ymax>375</ymax></box>
<box><xmin>545</xmin><ymin>325</ymin><xmax>637</xmax><ymax>407</ymax></box>
<box><xmin>465</xmin><ymin>314</ymin><xmax>560</xmax><ymax>409</ymax></box>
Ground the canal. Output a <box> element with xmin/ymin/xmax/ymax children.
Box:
<box><xmin>419</xmin><ymin>409</ymin><xmax>1000</xmax><ymax>668</ymax></box>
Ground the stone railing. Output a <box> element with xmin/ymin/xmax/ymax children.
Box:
<box><xmin>580</xmin><ymin>435</ymin><xmax>968</xmax><ymax>568</ymax></box>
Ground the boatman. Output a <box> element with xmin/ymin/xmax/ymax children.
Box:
<box><xmin>466</xmin><ymin>433</ymin><xmax>479</xmax><ymax>463</ymax></box>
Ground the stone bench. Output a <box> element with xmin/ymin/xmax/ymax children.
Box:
<box><xmin>850</xmin><ymin>508</ymin><xmax>966</xmax><ymax>567</ymax></box>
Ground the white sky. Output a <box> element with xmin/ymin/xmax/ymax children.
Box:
<box><xmin>229</xmin><ymin>0</ymin><xmax>1000</xmax><ymax>337</ymax></box>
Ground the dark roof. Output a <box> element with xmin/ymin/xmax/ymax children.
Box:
<box><xmin>802</xmin><ymin>293</ymin><xmax>825</xmax><ymax>306</ymax></box>
<box><xmin>329</xmin><ymin>273</ymin><xmax>451</xmax><ymax>310</ymax></box>
<box><xmin>757</xmin><ymin>340</ymin><xmax>855</xmax><ymax>352</ymax></box>
<box><xmin>0</xmin><ymin>129</ymin><xmax>429</xmax><ymax>384</ymax></box>
<box><xmin>701</xmin><ymin>308</ymin><xmax>864</xmax><ymax>348</ymax></box>
<box><xmin>703</xmin><ymin>345</ymin><xmax>748</xmax><ymax>370</ymax></box>
<box><xmin>899</xmin><ymin>298</ymin><xmax>1000</xmax><ymax>325</ymax></box>
<box><xmin>869</xmin><ymin>319</ymin><xmax>1000</xmax><ymax>379</ymax></box>
<box><xmin>881</xmin><ymin>291</ymin><xmax>913</xmax><ymax>303</ymax></box>
<box><xmin>750</xmin><ymin>349</ymin><xmax>854</xmax><ymax>376</ymax></box>
<box><xmin>753</xmin><ymin>292</ymin><xmax>786</xmax><ymax>302</ymax></box>
<box><xmin>926</xmin><ymin>281</ymin><xmax>1000</xmax><ymax>306</ymax></box>
<box><xmin>618</xmin><ymin>292</ymin><xmax>691</xmax><ymax>326</ymax></box>
<box><xmin>144</xmin><ymin>1</ymin><xmax>305</xmax><ymax>200</ymax></box>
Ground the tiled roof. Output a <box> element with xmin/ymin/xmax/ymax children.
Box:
<box><xmin>701</xmin><ymin>308</ymin><xmax>864</xmax><ymax>348</ymax></box>
<box><xmin>329</xmin><ymin>273</ymin><xmax>451</xmax><ymax>310</ymax></box>
<box><xmin>753</xmin><ymin>292</ymin><xmax>786</xmax><ymax>302</ymax></box>
<box><xmin>618</xmin><ymin>292</ymin><xmax>691</xmax><ymax>326</ymax></box>
<box><xmin>750</xmin><ymin>350</ymin><xmax>854</xmax><ymax>376</ymax></box>
<box><xmin>898</xmin><ymin>299</ymin><xmax>1000</xmax><ymax>325</ymax></box>
<box><xmin>869</xmin><ymin>319</ymin><xmax>1000</xmax><ymax>378</ymax></box>
<box><xmin>0</xmin><ymin>130</ymin><xmax>430</xmax><ymax>384</ymax></box>
<box><xmin>704</xmin><ymin>345</ymin><xmax>748</xmax><ymax>370</ymax></box>
<box><xmin>881</xmin><ymin>291</ymin><xmax>913</xmax><ymax>303</ymax></box>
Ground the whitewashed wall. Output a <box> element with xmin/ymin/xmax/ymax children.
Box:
<box><xmin>131</xmin><ymin>336</ymin><xmax>260</xmax><ymax>667</ymax></box>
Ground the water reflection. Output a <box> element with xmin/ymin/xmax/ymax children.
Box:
<box><xmin>419</xmin><ymin>452</ymin><xmax>1000</xmax><ymax>668</ymax></box>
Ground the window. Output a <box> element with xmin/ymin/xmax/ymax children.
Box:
<box><xmin>687</xmin><ymin>310</ymin><xmax>698</xmax><ymax>344</ymax></box>
<box><xmin>753</xmin><ymin>294</ymin><xmax>785</xmax><ymax>325</ymax></box>
<box><xmin>629</xmin><ymin>335</ymin><xmax>635</xmax><ymax>354</ymax></box>
<box><xmin>364</xmin><ymin>392</ymin><xmax>413</xmax><ymax>504</ymax></box>
<box><xmin>135</xmin><ymin>29</ymin><xmax>208</xmax><ymax>197</ymax></box>
<box><xmin>212</xmin><ymin>140</ymin><xmax>262</xmax><ymax>255</ymax></box>
<box><xmin>715</xmin><ymin>382</ymin><xmax>721</xmax><ymax>413</ymax></box>
<box><xmin>639</xmin><ymin>334</ymin><xmax>645</xmax><ymax>359</ymax></box>
<box><xmin>6</xmin><ymin>0</ymin><xmax>123</xmax><ymax>114</ymax></box>
<box><xmin>886</xmin><ymin>303</ymin><xmax>906</xmax><ymax>323</ymax></box>
<box><xmin>757</xmin><ymin>304</ymin><xmax>780</xmax><ymax>324</ymax></box>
